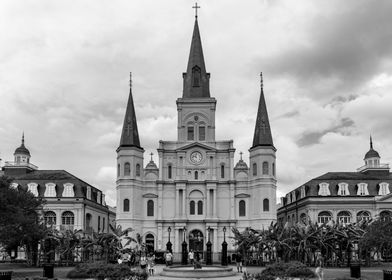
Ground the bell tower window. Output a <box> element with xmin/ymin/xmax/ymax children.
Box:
<box><xmin>192</xmin><ymin>66</ymin><xmax>201</xmax><ymax>87</ymax></box>
<box><xmin>187</xmin><ymin>127</ymin><xmax>194</xmax><ymax>141</ymax></box>
<box><xmin>199</xmin><ymin>126</ymin><xmax>205</xmax><ymax>141</ymax></box>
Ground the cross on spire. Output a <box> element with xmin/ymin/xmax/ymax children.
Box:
<box><xmin>240</xmin><ymin>152</ymin><xmax>243</xmax><ymax>160</ymax></box>
<box><xmin>150</xmin><ymin>152</ymin><xmax>153</xmax><ymax>161</ymax></box>
<box><xmin>192</xmin><ymin>2</ymin><xmax>200</xmax><ymax>19</ymax></box>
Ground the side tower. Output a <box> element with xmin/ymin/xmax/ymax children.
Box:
<box><xmin>248</xmin><ymin>73</ymin><xmax>277</xmax><ymax>227</ymax></box>
<box><xmin>116</xmin><ymin>74</ymin><xmax>145</xmax><ymax>232</ymax></box>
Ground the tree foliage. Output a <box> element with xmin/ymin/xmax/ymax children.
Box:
<box><xmin>0</xmin><ymin>176</ymin><xmax>46</xmax><ymax>265</ymax></box>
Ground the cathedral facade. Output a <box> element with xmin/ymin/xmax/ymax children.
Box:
<box><xmin>116</xmin><ymin>18</ymin><xmax>277</xmax><ymax>259</ymax></box>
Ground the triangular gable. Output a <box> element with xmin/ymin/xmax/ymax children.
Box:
<box><xmin>176</xmin><ymin>142</ymin><xmax>216</xmax><ymax>152</ymax></box>
<box><xmin>235</xmin><ymin>193</ymin><xmax>250</xmax><ymax>198</ymax></box>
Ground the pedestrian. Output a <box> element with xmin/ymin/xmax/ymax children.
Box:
<box><xmin>235</xmin><ymin>252</ymin><xmax>243</xmax><ymax>273</ymax></box>
<box><xmin>140</xmin><ymin>255</ymin><xmax>147</xmax><ymax>271</ymax></box>
<box><xmin>165</xmin><ymin>250</ymin><xmax>173</xmax><ymax>266</ymax></box>
<box><xmin>147</xmin><ymin>252</ymin><xmax>155</xmax><ymax>276</ymax></box>
<box><xmin>188</xmin><ymin>249</ymin><xmax>194</xmax><ymax>265</ymax></box>
<box><xmin>315</xmin><ymin>254</ymin><xmax>324</xmax><ymax>280</ymax></box>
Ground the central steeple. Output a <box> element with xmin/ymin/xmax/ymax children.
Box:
<box><xmin>182</xmin><ymin>16</ymin><xmax>210</xmax><ymax>98</ymax></box>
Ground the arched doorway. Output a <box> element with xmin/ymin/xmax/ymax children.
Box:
<box><xmin>145</xmin><ymin>234</ymin><xmax>155</xmax><ymax>253</ymax></box>
<box><xmin>189</xmin><ymin>229</ymin><xmax>203</xmax><ymax>261</ymax></box>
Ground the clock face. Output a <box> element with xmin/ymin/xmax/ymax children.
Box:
<box><xmin>190</xmin><ymin>151</ymin><xmax>203</xmax><ymax>164</ymax></box>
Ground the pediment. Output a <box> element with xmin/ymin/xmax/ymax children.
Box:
<box><xmin>176</xmin><ymin>142</ymin><xmax>216</xmax><ymax>152</ymax></box>
<box><xmin>142</xmin><ymin>193</ymin><xmax>158</xmax><ymax>198</ymax></box>
<box><xmin>235</xmin><ymin>193</ymin><xmax>250</xmax><ymax>198</ymax></box>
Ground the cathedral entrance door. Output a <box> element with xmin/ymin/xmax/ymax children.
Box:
<box><xmin>189</xmin><ymin>230</ymin><xmax>204</xmax><ymax>261</ymax></box>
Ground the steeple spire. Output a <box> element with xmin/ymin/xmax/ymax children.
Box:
<box><xmin>118</xmin><ymin>72</ymin><xmax>142</xmax><ymax>150</ymax></box>
<box><xmin>370</xmin><ymin>135</ymin><xmax>373</xmax><ymax>149</ymax></box>
<box><xmin>22</xmin><ymin>132</ymin><xmax>25</xmax><ymax>146</ymax></box>
<box><xmin>251</xmin><ymin>73</ymin><xmax>275</xmax><ymax>150</ymax></box>
<box><xmin>182</xmin><ymin>12</ymin><xmax>210</xmax><ymax>98</ymax></box>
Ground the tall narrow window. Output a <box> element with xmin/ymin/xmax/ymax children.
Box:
<box><xmin>197</xmin><ymin>200</ymin><xmax>203</xmax><ymax>215</ymax></box>
<box><xmin>192</xmin><ymin>66</ymin><xmax>201</xmax><ymax>87</ymax></box>
<box><xmin>194</xmin><ymin>171</ymin><xmax>198</xmax><ymax>180</ymax></box>
<box><xmin>124</xmin><ymin>162</ymin><xmax>130</xmax><ymax>176</ymax></box>
<box><xmin>239</xmin><ymin>200</ymin><xmax>246</xmax><ymax>217</ymax></box>
<box><xmin>190</xmin><ymin>200</ymin><xmax>195</xmax><ymax>215</ymax></box>
<box><xmin>263</xmin><ymin>198</ymin><xmax>269</xmax><ymax>212</ymax></box>
<box><xmin>147</xmin><ymin>200</ymin><xmax>154</xmax><ymax>216</ymax></box>
<box><xmin>102</xmin><ymin>217</ymin><xmax>106</xmax><ymax>232</ymax></box>
<box><xmin>199</xmin><ymin>126</ymin><xmax>205</xmax><ymax>141</ymax></box>
<box><xmin>252</xmin><ymin>163</ymin><xmax>257</xmax><ymax>176</ymax></box>
<box><xmin>357</xmin><ymin>183</ymin><xmax>369</xmax><ymax>196</ymax></box>
<box><xmin>262</xmin><ymin>161</ymin><xmax>269</xmax><ymax>175</ymax></box>
<box><xmin>272</xmin><ymin>163</ymin><xmax>275</xmax><ymax>176</ymax></box>
<box><xmin>187</xmin><ymin>127</ymin><xmax>194</xmax><ymax>141</ymax></box>
<box><xmin>123</xmin><ymin>199</ymin><xmax>130</xmax><ymax>212</ymax></box>
<box><xmin>136</xmin><ymin>164</ymin><xmax>141</xmax><ymax>177</ymax></box>
<box><xmin>98</xmin><ymin>216</ymin><xmax>101</xmax><ymax>232</ymax></box>
<box><xmin>168</xmin><ymin>165</ymin><xmax>172</xmax><ymax>179</ymax></box>
<box><xmin>117</xmin><ymin>164</ymin><xmax>120</xmax><ymax>177</ymax></box>
<box><xmin>220</xmin><ymin>164</ymin><xmax>225</xmax><ymax>178</ymax></box>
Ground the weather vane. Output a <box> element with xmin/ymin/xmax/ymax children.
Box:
<box><xmin>192</xmin><ymin>2</ymin><xmax>200</xmax><ymax>19</ymax></box>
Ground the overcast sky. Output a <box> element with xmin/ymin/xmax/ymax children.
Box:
<box><xmin>1</xmin><ymin>0</ymin><xmax>392</xmax><ymax>207</ymax></box>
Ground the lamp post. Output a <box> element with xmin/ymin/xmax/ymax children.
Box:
<box><xmin>206</xmin><ymin>226</ymin><xmax>212</xmax><ymax>265</ymax></box>
<box><xmin>181</xmin><ymin>227</ymin><xmax>188</xmax><ymax>265</ymax></box>
<box><xmin>221</xmin><ymin>226</ymin><xmax>228</xmax><ymax>266</ymax></box>
<box><xmin>350</xmin><ymin>241</ymin><xmax>361</xmax><ymax>278</ymax></box>
<box><xmin>166</xmin><ymin>226</ymin><xmax>172</xmax><ymax>253</ymax></box>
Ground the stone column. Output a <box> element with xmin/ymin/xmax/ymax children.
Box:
<box><xmin>175</xmin><ymin>228</ymin><xmax>179</xmax><ymax>253</ymax></box>
<box><xmin>207</xmin><ymin>189</ymin><xmax>211</xmax><ymax>218</ymax></box>
<box><xmin>176</xmin><ymin>189</ymin><xmax>180</xmax><ymax>217</ymax></box>
<box><xmin>213</xmin><ymin>190</ymin><xmax>217</xmax><ymax>217</ymax></box>
<box><xmin>182</xmin><ymin>189</ymin><xmax>186</xmax><ymax>218</ymax></box>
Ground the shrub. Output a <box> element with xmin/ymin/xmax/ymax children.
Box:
<box><xmin>253</xmin><ymin>261</ymin><xmax>315</xmax><ymax>279</ymax></box>
<box><xmin>66</xmin><ymin>263</ymin><xmax>148</xmax><ymax>280</ymax></box>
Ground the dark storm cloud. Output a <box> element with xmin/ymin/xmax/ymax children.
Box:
<box><xmin>297</xmin><ymin>117</ymin><xmax>355</xmax><ymax>147</ymax></box>
<box><xmin>260</xmin><ymin>0</ymin><xmax>392</xmax><ymax>98</ymax></box>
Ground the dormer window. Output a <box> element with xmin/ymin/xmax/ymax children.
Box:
<box><xmin>97</xmin><ymin>192</ymin><xmax>101</xmax><ymax>204</ymax></box>
<box><xmin>44</xmin><ymin>183</ymin><xmax>56</xmax><ymax>197</ymax></box>
<box><xmin>27</xmin><ymin>183</ymin><xmax>39</xmax><ymax>197</ymax></box>
<box><xmin>63</xmin><ymin>183</ymin><xmax>75</xmax><ymax>197</ymax></box>
<box><xmin>86</xmin><ymin>186</ymin><xmax>92</xmax><ymax>200</ymax></box>
<box><xmin>192</xmin><ymin>66</ymin><xmax>201</xmax><ymax>87</ymax></box>
<box><xmin>379</xmin><ymin>182</ymin><xmax>390</xmax><ymax>195</ymax></box>
<box><xmin>357</xmin><ymin>183</ymin><xmax>369</xmax><ymax>196</ymax></box>
<box><xmin>318</xmin><ymin>182</ymin><xmax>330</xmax><ymax>196</ymax></box>
<box><xmin>337</xmin><ymin>183</ymin><xmax>350</xmax><ymax>196</ymax></box>
<box><xmin>300</xmin><ymin>186</ymin><xmax>306</xmax><ymax>198</ymax></box>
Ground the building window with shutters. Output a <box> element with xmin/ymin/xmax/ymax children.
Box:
<box><xmin>337</xmin><ymin>183</ymin><xmax>350</xmax><ymax>196</ymax></box>
<box><xmin>357</xmin><ymin>183</ymin><xmax>369</xmax><ymax>196</ymax></box>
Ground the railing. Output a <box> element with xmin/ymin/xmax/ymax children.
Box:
<box><xmin>4</xmin><ymin>161</ymin><xmax>38</xmax><ymax>170</ymax></box>
<box><xmin>357</xmin><ymin>163</ymin><xmax>389</xmax><ymax>172</ymax></box>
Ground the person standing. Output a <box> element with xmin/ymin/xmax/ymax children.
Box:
<box><xmin>165</xmin><ymin>250</ymin><xmax>173</xmax><ymax>266</ymax></box>
<box><xmin>235</xmin><ymin>252</ymin><xmax>243</xmax><ymax>273</ymax></box>
<box><xmin>188</xmin><ymin>250</ymin><xmax>194</xmax><ymax>265</ymax></box>
<box><xmin>147</xmin><ymin>253</ymin><xmax>156</xmax><ymax>276</ymax></box>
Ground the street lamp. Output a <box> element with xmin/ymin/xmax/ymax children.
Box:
<box><xmin>206</xmin><ymin>226</ymin><xmax>212</xmax><ymax>265</ymax></box>
<box><xmin>181</xmin><ymin>227</ymin><xmax>188</xmax><ymax>265</ymax></box>
<box><xmin>166</xmin><ymin>226</ymin><xmax>172</xmax><ymax>253</ymax></box>
<box><xmin>221</xmin><ymin>226</ymin><xmax>228</xmax><ymax>266</ymax></box>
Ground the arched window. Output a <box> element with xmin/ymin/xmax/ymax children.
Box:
<box><xmin>168</xmin><ymin>165</ymin><xmax>172</xmax><ymax>179</ymax></box>
<box><xmin>190</xmin><ymin>200</ymin><xmax>195</xmax><ymax>215</ymax></box>
<box><xmin>272</xmin><ymin>163</ymin><xmax>275</xmax><ymax>176</ymax></box>
<box><xmin>194</xmin><ymin>171</ymin><xmax>198</xmax><ymax>180</ymax></box>
<box><xmin>86</xmin><ymin>213</ymin><xmax>92</xmax><ymax>229</ymax></box>
<box><xmin>136</xmin><ymin>164</ymin><xmax>141</xmax><ymax>177</ymax></box>
<box><xmin>44</xmin><ymin>211</ymin><xmax>56</xmax><ymax>226</ymax></box>
<box><xmin>117</xmin><ymin>164</ymin><xmax>120</xmax><ymax>177</ymax></box>
<box><xmin>380</xmin><ymin>211</ymin><xmax>391</xmax><ymax>222</ymax></box>
<box><xmin>262</xmin><ymin>161</ymin><xmax>269</xmax><ymax>175</ymax></box>
<box><xmin>239</xmin><ymin>200</ymin><xmax>246</xmax><ymax>217</ymax></box>
<box><xmin>252</xmin><ymin>163</ymin><xmax>257</xmax><ymax>176</ymax></box>
<box><xmin>123</xmin><ymin>199</ymin><xmax>130</xmax><ymax>212</ymax></box>
<box><xmin>197</xmin><ymin>200</ymin><xmax>203</xmax><ymax>215</ymax></box>
<box><xmin>357</xmin><ymin>211</ymin><xmax>371</xmax><ymax>222</ymax></box>
<box><xmin>62</xmin><ymin>183</ymin><xmax>74</xmax><ymax>197</ymax></box>
<box><xmin>220</xmin><ymin>164</ymin><xmax>225</xmax><ymax>178</ymax></box>
<box><xmin>192</xmin><ymin>66</ymin><xmax>201</xmax><ymax>87</ymax></box>
<box><xmin>318</xmin><ymin>211</ymin><xmax>332</xmax><ymax>224</ymax></box>
<box><xmin>61</xmin><ymin>211</ymin><xmax>74</xmax><ymax>225</ymax></box>
<box><xmin>263</xmin><ymin>198</ymin><xmax>269</xmax><ymax>212</ymax></box>
<box><xmin>337</xmin><ymin>211</ymin><xmax>352</xmax><ymax>224</ymax></box>
<box><xmin>124</xmin><ymin>162</ymin><xmax>130</xmax><ymax>176</ymax></box>
<box><xmin>147</xmin><ymin>200</ymin><xmax>154</xmax><ymax>216</ymax></box>
<box><xmin>145</xmin><ymin>234</ymin><xmax>155</xmax><ymax>253</ymax></box>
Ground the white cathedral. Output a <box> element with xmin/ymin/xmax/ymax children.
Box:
<box><xmin>116</xmin><ymin>17</ymin><xmax>277</xmax><ymax>259</ymax></box>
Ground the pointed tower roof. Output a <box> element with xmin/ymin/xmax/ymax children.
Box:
<box><xmin>118</xmin><ymin>73</ymin><xmax>142</xmax><ymax>150</ymax></box>
<box><xmin>14</xmin><ymin>132</ymin><xmax>31</xmax><ymax>156</ymax></box>
<box><xmin>251</xmin><ymin>73</ymin><xmax>275</xmax><ymax>150</ymax></box>
<box><xmin>182</xmin><ymin>17</ymin><xmax>210</xmax><ymax>98</ymax></box>
<box><xmin>364</xmin><ymin>135</ymin><xmax>380</xmax><ymax>159</ymax></box>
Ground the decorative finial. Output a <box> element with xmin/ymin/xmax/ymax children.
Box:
<box><xmin>240</xmin><ymin>151</ymin><xmax>243</xmax><ymax>161</ymax></box>
<box><xmin>129</xmin><ymin>72</ymin><xmax>132</xmax><ymax>88</ymax></box>
<box><xmin>370</xmin><ymin>135</ymin><xmax>373</xmax><ymax>149</ymax></box>
<box><xmin>150</xmin><ymin>152</ymin><xmax>153</xmax><ymax>161</ymax></box>
<box><xmin>192</xmin><ymin>2</ymin><xmax>200</xmax><ymax>19</ymax></box>
<box><xmin>22</xmin><ymin>132</ymin><xmax>25</xmax><ymax>145</ymax></box>
<box><xmin>260</xmin><ymin>72</ymin><xmax>263</xmax><ymax>89</ymax></box>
